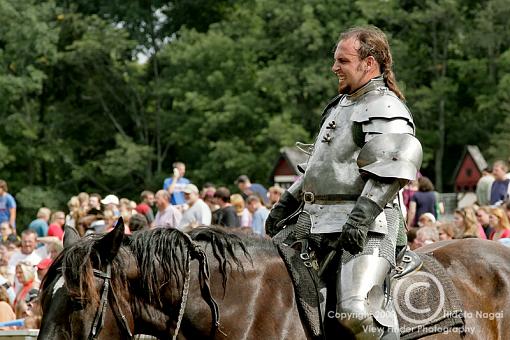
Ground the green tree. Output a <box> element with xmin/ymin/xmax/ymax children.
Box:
<box><xmin>155</xmin><ymin>0</ymin><xmax>361</xmax><ymax>185</ymax></box>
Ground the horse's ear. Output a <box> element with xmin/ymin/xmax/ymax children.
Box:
<box><xmin>63</xmin><ymin>225</ymin><xmax>81</xmax><ymax>248</ymax></box>
<box><xmin>94</xmin><ymin>217</ymin><xmax>125</xmax><ymax>263</ymax></box>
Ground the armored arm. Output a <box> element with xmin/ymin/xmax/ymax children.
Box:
<box><xmin>266</xmin><ymin>177</ymin><xmax>303</xmax><ymax>237</ymax></box>
<box><xmin>340</xmin><ymin>133</ymin><xmax>423</xmax><ymax>254</ymax></box>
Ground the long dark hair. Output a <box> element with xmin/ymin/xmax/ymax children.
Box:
<box><xmin>339</xmin><ymin>25</ymin><xmax>404</xmax><ymax>100</ymax></box>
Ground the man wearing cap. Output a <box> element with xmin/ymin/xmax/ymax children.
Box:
<box><xmin>235</xmin><ymin>175</ymin><xmax>269</xmax><ymax>205</ymax></box>
<box><xmin>154</xmin><ymin>190</ymin><xmax>182</xmax><ymax>228</ymax></box>
<box><xmin>179</xmin><ymin>184</ymin><xmax>212</xmax><ymax>229</ymax></box>
<box><xmin>101</xmin><ymin>194</ymin><xmax>120</xmax><ymax>217</ymax></box>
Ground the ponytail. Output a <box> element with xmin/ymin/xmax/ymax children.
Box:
<box><xmin>383</xmin><ymin>67</ymin><xmax>404</xmax><ymax>101</ymax></box>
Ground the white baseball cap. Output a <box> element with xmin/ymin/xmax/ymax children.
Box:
<box><xmin>101</xmin><ymin>194</ymin><xmax>119</xmax><ymax>205</ymax></box>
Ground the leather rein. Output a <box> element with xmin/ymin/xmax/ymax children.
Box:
<box><xmin>86</xmin><ymin>236</ymin><xmax>224</xmax><ymax>339</ymax></box>
<box><xmin>88</xmin><ymin>264</ymin><xmax>133</xmax><ymax>340</ymax></box>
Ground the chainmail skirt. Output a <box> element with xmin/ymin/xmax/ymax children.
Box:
<box><xmin>294</xmin><ymin>206</ymin><xmax>399</xmax><ymax>266</ymax></box>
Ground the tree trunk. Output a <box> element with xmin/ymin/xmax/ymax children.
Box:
<box><xmin>435</xmin><ymin>98</ymin><xmax>445</xmax><ymax>191</ymax></box>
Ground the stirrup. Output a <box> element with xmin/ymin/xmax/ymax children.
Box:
<box><xmin>392</xmin><ymin>247</ymin><xmax>422</xmax><ymax>279</ymax></box>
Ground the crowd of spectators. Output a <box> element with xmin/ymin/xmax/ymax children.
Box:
<box><xmin>406</xmin><ymin>159</ymin><xmax>510</xmax><ymax>251</ymax></box>
<box><xmin>2</xmin><ymin>158</ymin><xmax>510</xmax><ymax>330</ymax></box>
<box><xmin>0</xmin><ymin>168</ymin><xmax>280</xmax><ymax>329</ymax></box>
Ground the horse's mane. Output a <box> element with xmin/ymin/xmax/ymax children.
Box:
<box><xmin>41</xmin><ymin>227</ymin><xmax>254</xmax><ymax>310</ymax></box>
<box><xmin>129</xmin><ymin>227</ymin><xmax>251</xmax><ymax>305</ymax></box>
<box><xmin>189</xmin><ymin>227</ymin><xmax>252</xmax><ymax>288</ymax></box>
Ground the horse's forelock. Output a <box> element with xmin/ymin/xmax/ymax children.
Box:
<box><xmin>61</xmin><ymin>237</ymin><xmax>102</xmax><ymax>305</ymax></box>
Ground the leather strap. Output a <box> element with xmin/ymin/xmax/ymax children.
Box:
<box><xmin>303</xmin><ymin>192</ymin><xmax>359</xmax><ymax>204</ymax></box>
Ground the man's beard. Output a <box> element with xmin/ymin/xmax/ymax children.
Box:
<box><xmin>337</xmin><ymin>64</ymin><xmax>366</xmax><ymax>94</ymax></box>
<box><xmin>337</xmin><ymin>81</ymin><xmax>350</xmax><ymax>94</ymax></box>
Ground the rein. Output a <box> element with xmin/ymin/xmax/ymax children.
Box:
<box><xmin>173</xmin><ymin>252</ymin><xmax>191</xmax><ymax>340</ymax></box>
<box><xmin>89</xmin><ymin>264</ymin><xmax>133</xmax><ymax>340</ymax></box>
<box><xmin>176</xmin><ymin>233</ymin><xmax>226</xmax><ymax>338</ymax></box>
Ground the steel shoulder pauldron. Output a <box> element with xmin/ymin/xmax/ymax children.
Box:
<box><xmin>351</xmin><ymin>89</ymin><xmax>415</xmax><ymax>138</ymax></box>
<box><xmin>357</xmin><ymin>133</ymin><xmax>423</xmax><ymax>186</ymax></box>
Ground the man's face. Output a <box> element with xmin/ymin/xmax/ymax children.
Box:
<box><xmin>146</xmin><ymin>194</ymin><xmax>155</xmax><ymax>206</ymax></box>
<box><xmin>21</xmin><ymin>234</ymin><xmax>37</xmax><ymax>255</ymax></box>
<box><xmin>332</xmin><ymin>38</ymin><xmax>370</xmax><ymax>94</ymax></box>
<box><xmin>55</xmin><ymin>214</ymin><xmax>66</xmax><ymax>227</ymax></box>
<box><xmin>493</xmin><ymin>165</ymin><xmax>507</xmax><ymax>181</ymax></box>
<box><xmin>247</xmin><ymin>201</ymin><xmax>257</xmax><ymax>214</ymax></box>
<box><xmin>89</xmin><ymin>196</ymin><xmax>100</xmax><ymax>209</ymax></box>
<box><xmin>418</xmin><ymin>216</ymin><xmax>433</xmax><ymax>228</ymax></box>
<box><xmin>155</xmin><ymin>194</ymin><xmax>168</xmax><ymax>210</ymax></box>
<box><xmin>269</xmin><ymin>190</ymin><xmax>281</xmax><ymax>204</ymax></box>
<box><xmin>237</xmin><ymin>182</ymin><xmax>248</xmax><ymax>192</ymax></box>
<box><xmin>176</xmin><ymin>164</ymin><xmax>186</xmax><ymax>177</ymax></box>
<box><xmin>185</xmin><ymin>192</ymin><xmax>198</xmax><ymax>205</ymax></box>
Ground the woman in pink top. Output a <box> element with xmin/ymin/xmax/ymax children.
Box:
<box><xmin>489</xmin><ymin>207</ymin><xmax>510</xmax><ymax>241</ymax></box>
<box><xmin>453</xmin><ymin>207</ymin><xmax>485</xmax><ymax>239</ymax></box>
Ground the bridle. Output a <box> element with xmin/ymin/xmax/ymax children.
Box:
<box><xmin>59</xmin><ymin>234</ymin><xmax>223</xmax><ymax>340</ymax></box>
<box><xmin>88</xmin><ymin>264</ymin><xmax>133</xmax><ymax>340</ymax></box>
<box><xmin>88</xmin><ymin>246</ymin><xmax>223</xmax><ymax>340</ymax></box>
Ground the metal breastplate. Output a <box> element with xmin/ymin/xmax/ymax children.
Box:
<box><xmin>303</xmin><ymin>101</ymin><xmax>364</xmax><ymax>196</ymax></box>
<box><xmin>302</xmin><ymin>78</ymin><xmax>390</xmax><ymax>234</ymax></box>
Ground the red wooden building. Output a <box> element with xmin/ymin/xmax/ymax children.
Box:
<box><xmin>452</xmin><ymin>145</ymin><xmax>488</xmax><ymax>192</ymax></box>
<box><xmin>270</xmin><ymin>147</ymin><xmax>309</xmax><ymax>189</ymax></box>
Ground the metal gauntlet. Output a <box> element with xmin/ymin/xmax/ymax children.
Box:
<box><xmin>265</xmin><ymin>191</ymin><xmax>301</xmax><ymax>237</ymax></box>
<box><xmin>339</xmin><ymin>196</ymin><xmax>383</xmax><ymax>255</ymax></box>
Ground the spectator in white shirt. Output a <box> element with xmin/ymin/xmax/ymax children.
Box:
<box><xmin>179</xmin><ymin>184</ymin><xmax>212</xmax><ymax>230</ymax></box>
<box><xmin>153</xmin><ymin>190</ymin><xmax>182</xmax><ymax>229</ymax></box>
<box><xmin>8</xmin><ymin>229</ymin><xmax>43</xmax><ymax>293</ymax></box>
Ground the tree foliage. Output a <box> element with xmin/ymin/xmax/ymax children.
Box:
<box><xmin>1</xmin><ymin>0</ymin><xmax>510</xmax><ymax>223</ymax></box>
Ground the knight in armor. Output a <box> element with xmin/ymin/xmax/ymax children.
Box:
<box><xmin>266</xmin><ymin>26</ymin><xmax>423</xmax><ymax>339</ymax></box>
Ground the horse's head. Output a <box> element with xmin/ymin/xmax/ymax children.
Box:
<box><xmin>38</xmin><ymin>219</ymin><xmax>136</xmax><ymax>340</ymax></box>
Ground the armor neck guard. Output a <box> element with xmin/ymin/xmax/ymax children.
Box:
<box><xmin>341</xmin><ymin>76</ymin><xmax>385</xmax><ymax>106</ymax></box>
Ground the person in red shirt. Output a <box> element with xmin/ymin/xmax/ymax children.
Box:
<box><xmin>489</xmin><ymin>207</ymin><xmax>510</xmax><ymax>241</ymax></box>
<box><xmin>47</xmin><ymin>211</ymin><xmax>65</xmax><ymax>240</ymax></box>
<box><xmin>135</xmin><ymin>190</ymin><xmax>155</xmax><ymax>226</ymax></box>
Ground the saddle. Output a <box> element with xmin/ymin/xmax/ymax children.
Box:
<box><xmin>273</xmin><ymin>227</ymin><xmax>464</xmax><ymax>340</ymax></box>
<box><xmin>392</xmin><ymin>246</ymin><xmax>423</xmax><ymax>279</ymax></box>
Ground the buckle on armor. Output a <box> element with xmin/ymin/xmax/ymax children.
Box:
<box><xmin>303</xmin><ymin>192</ymin><xmax>315</xmax><ymax>204</ymax></box>
<box><xmin>300</xmin><ymin>253</ymin><xmax>310</xmax><ymax>261</ymax></box>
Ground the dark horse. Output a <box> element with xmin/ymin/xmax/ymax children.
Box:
<box><xmin>39</xmin><ymin>219</ymin><xmax>510</xmax><ymax>339</ymax></box>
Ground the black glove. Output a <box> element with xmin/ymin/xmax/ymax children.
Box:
<box><xmin>265</xmin><ymin>191</ymin><xmax>301</xmax><ymax>237</ymax></box>
<box><xmin>339</xmin><ymin>196</ymin><xmax>383</xmax><ymax>255</ymax></box>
